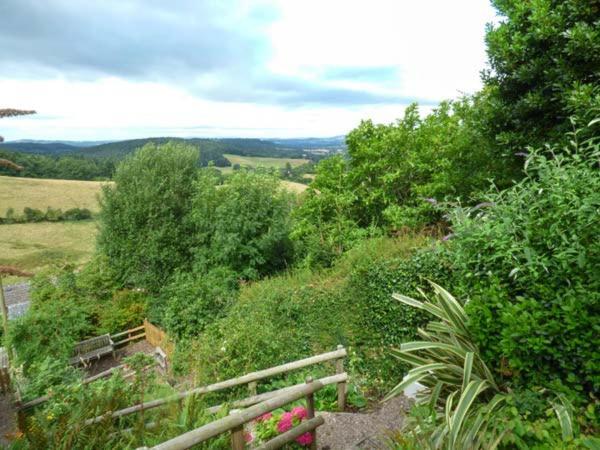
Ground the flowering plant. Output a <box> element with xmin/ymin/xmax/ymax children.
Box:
<box><xmin>249</xmin><ymin>406</ymin><xmax>313</xmax><ymax>448</ymax></box>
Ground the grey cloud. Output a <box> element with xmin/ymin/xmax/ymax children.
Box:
<box><xmin>0</xmin><ymin>0</ymin><xmax>268</xmax><ymax>79</ymax></box>
<box><xmin>0</xmin><ymin>0</ymin><xmax>431</xmax><ymax>107</ymax></box>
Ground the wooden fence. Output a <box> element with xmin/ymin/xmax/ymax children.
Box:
<box><xmin>145</xmin><ymin>378</ymin><xmax>326</xmax><ymax>450</ymax></box>
<box><xmin>144</xmin><ymin>319</ymin><xmax>174</xmax><ymax>357</ymax></box>
<box><xmin>86</xmin><ymin>346</ymin><xmax>348</xmax><ymax>426</ymax></box>
<box><xmin>112</xmin><ymin>325</ymin><xmax>146</xmax><ymax>347</ymax></box>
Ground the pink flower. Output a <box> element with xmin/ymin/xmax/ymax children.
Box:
<box><xmin>291</xmin><ymin>406</ymin><xmax>308</xmax><ymax>420</ymax></box>
<box><xmin>255</xmin><ymin>412</ymin><xmax>272</xmax><ymax>422</ymax></box>
<box><xmin>244</xmin><ymin>432</ymin><xmax>254</xmax><ymax>443</ymax></box>
<box><xmin>296</xmin><ymin>432</ymin><xmax>313</xmax><ymax>446</ymax></box>
<box><xmin>277</xmin><ymin>412</ymin><xmax>293</xmax><ymax>433</ymax></box>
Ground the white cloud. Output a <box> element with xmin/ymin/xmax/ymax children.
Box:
<box><xmin>0</xmin><ymin>1</ymin><xmax>497</xmax><ymax>140</ymax></box>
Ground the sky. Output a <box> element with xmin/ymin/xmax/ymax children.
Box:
<box><xmin>0</xmin><ymin>0</ymin><xmax>498</xmax><ymax>140</ymax></box>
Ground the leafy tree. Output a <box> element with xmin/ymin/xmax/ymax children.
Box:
<box><xmin>291</xmin><ymin>155</ymin><xmax>371</xmax><ymax>266</ymax></box>
<box><xmin>292</xmin><ymin>98</ymin><xmax>501</xmax><ymax>265</ymax></box>
<box><xmin>192</xmin><ymin>170</ymin><xmax>294</xmax><ymax>280</ymax></box>
<box><xmin>97</xmin><ymin>142</ymin><xmax>199</xmax><ymax>291</ymax></box>
<box><xmin>483</xmin><ymin>0</ymin><xmax>600</xmax><ymax>152</ymax></box>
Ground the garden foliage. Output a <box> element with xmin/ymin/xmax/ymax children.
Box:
<box><xmin>447</xmin><ymin>131</ymin><xmax>600</xmax><ymax>398</ymax></box>
<box><xmin>189</xmin><ymin>235</ymin><xmax>445</xmax><ymax>395</ymax></box>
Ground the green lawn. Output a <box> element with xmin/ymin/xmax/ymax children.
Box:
<box><xmin>0</xmin><ymin>221</ymin><xmax>98</xmax><ymax>281</ymax></box>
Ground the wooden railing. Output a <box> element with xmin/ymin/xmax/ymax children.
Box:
<box><xmin>87</xmin><ymin>346</ymin><xmax>348</xmax><ymax>425</ymax></box>
<box><xmin>112</xmin><ymin>325</ymin><xmax>146</xmax><ymax>347</ymax></box>
<box><xmin>144</xmin><ymin>378</ymin><xmax>325</xmax><ymax>450</ymax></box>
<box><xmin>0</xmin><ymin>347</ymin><xmax>9</xmax><ymax>394</ymax></box>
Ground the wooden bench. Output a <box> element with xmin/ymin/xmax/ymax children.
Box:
<box><xmin>69</xmin><ymin>334</ymin><xmax>115</xmax><ymax>366</ymax></box>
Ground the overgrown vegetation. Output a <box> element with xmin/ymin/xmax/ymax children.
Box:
<box><xmin>3</xmin><ymin>0</ymin><xmax>600</xmax><ymax>447</ymax></box>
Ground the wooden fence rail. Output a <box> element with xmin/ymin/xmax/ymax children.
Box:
<box><xmin>146</xmin><ymin>378</ymin><xmax>325</xmax><ymax>450</ymax></box>
<box><xmin>112</xmin><ymin>325</ymin><xmax>146</xmax><ymax>347</ymax></box>
<box><xmin>86</xmin><ymin>345</ymin><xmax>347</xmax><ymax>425</ymax></box>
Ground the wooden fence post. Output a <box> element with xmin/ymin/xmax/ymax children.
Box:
<box><xmin>336</xmin><ymin>345</ymin><xmax>346</xmax><ymax>411</ymax></box>
<box><xmin>230</xmin><ymin>409</ymin><xmax>245</xmax><ymax>450</ymax></box>
<box><xmin>13</xmin><ymin>386</ymin><xmax>27</xmax><ymax>434</ymax></box>
<box><xmin>248</xmin><ymin>381</ymin><xmax>257</xmax><ymax>396</ymax></box>
<box><xmin>305</xmin><ymin>377</ymin><xmax>317</xmax><ymax>450</ymax></box>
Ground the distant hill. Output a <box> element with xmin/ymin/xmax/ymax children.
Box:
<box><xmin>0</xmin><ymin>142</ymin><xmax>81</xmax><ymax>155</ymax></box>
<box><xmin>271</xmin><ymin>136</ymin><xmax>346</xmax><ymax>150</ymax></box>
<box><xmin>75</xmin><ymin>137</ymin><xmax>311</xmax><ymax>162</ymax></box>
<box><xmin>1</xmin><ymin>137</ymin><xmax>342</xmax><ymax>173</ymax></box>
<box><xmin>6</xmin><ymin>139</ymin><xmax>113</xmax><ymax>147</ymax></box>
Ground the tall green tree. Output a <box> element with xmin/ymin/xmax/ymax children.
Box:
<box><xmin>483</xmin><ymin>0</ymin><xmax>600</xmax><ymax>152</ymax></box>
<box><xmin>192</xmin><ymin>170</ymin><xmax>294</xmax><ymax>280</ymax></box>
<box><xmin>97</xmin><ymin>142</ymin><xmax>199</xmax><ymax>291</ymax></box>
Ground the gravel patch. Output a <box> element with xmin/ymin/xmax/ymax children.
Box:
<box><xmin>317</xmin><ymin>395</ymin><xmax>410</xmax><ymax>449</ymax></box>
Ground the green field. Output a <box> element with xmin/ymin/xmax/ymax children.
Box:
<box><xmin>0</xmin><ymin>221</ymin><xmax>97</xmax><ymax>277</ymax></box>
<box><xmin>0</xmin><ymin>175</ymin><xmax>106</xmax><ymax>216</ymax></box>
<box><xmin>0</xmin><ymin>176</ymin><xmax>104</xmax><ymax>278</ymax></box>
<box><xmin>223</xmin><ymin>154</ymin><xmax>309</xmax><ymax>169</ymax></box>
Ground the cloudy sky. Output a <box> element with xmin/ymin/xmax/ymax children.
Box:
<box><xmin>0</xmin><ymin>0</ymin><xmax>497</xmax><ymax>140</ymax></box>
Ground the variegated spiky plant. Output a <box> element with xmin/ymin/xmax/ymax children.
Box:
<box><xmin>386</xmin><ymin>282</ymin><xmax>573</xmax><ymax>449</ymax></box>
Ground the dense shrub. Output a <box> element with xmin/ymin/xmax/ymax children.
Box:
<box><xmin>192</xmin><ymin>170</ymin><xmax>294</xmax><ymax>280</ymax></box>
<box><xmin>8</xmin><ymin>274</ymin><xmax>97</xmax><ymax>375</ymax></box>
<box><xmin>190</xmin><ymin>235</ymin><xmax>447</xmax><ymax>394</ymax></box>
<box><xmin>291</xmin><ymin>156</ymin><xmax>378</xmax><ymax>267</ymax></box>
<box><xmin>97</xmin><ymin>289</ymin><xmax>148</xmax><ymax>334</ymax></box>
<box><xmin>23</xmin><ymin>207</ymin><xmax>45</xmax><ymax>222</ymax></box>
<box><xmin>97</xmin><ymin>142</ymin><xmax>199</xmax><ymax>292</ymax></box>
<box><xmin>347</xmin><ymin>247</ymin><xmax>452</xmax><ymax>382</ymax></box>
<box><xmin>7</xmin><ymin>267</ymin><xmax>149</xmax><ymax>384</ymax></box>
<box><xmin>62</xmin><ymin>207</ymin><xmax>92</xmax><ymax>221</ymax></box>
<box><xmin>158</xmin><ymin>267</ymin><xmax>238</xmax><ymax>340</ymax></box>
<box><xmin>388</xmin><ymin>285</ymin><xmax>598</xmax><ymax>449</ymax></box>
<box><xmin>447</xmin><ymin>138</ymin><xmax>600</xmax><ymax>397</ymax></box>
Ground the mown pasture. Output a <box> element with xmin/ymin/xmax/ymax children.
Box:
<box><xmin>0</xmin><ymin>175</ymin><xmax>106</xmax><ymax>216</ymax></box>
<box><xmin>223</xmin><ymin>154</ymin><xmax>309</xmax><ymax>168</ymax></box>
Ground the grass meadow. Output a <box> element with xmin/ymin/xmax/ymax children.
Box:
<box><xmin>0</xmin><ymin>176</ymin><xmax>104</xmax><ymax>280</ymax></box>
<box><xmin>0</xmin><ymin>176</ymin><xmax>106</xmax><ymax>215</ymax></box>
<box><xmin>0</xmin><ymin>221</ymin><xmax>97</xmax><ymax>280</ymax></box>
<box><xmin>223</xmin><ymin>154</ymin><xmax>309</xmax><ymax>168</ymax></box>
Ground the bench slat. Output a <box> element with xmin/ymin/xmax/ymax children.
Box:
<box><xmin>71</xmin><ymin>334</ymin><xmax>114</xmax><ymax>364</ymax></box>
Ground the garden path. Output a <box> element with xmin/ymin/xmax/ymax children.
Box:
<box><xmin>317</xmin><ymin>395</ymin><xmax>410</xmax><ymax>449</ymax></box>
<box><xmin>0</xmin><ymin>392</ymin><xmax>17</xmax><ymax>446</ymax></box>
